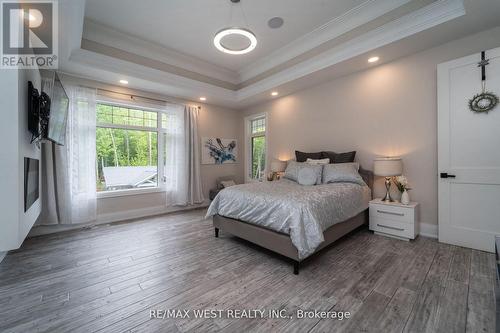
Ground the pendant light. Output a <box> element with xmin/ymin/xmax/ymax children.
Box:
<box><xmin>213</xmin><ymin>0</ymin><xmax>257</xmax><ymax>55</ymax></box>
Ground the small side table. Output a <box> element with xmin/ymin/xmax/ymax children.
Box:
<box><xmin>369</xmin><ymin>198</ymin><xmax>419</xmax><ymax>241</ymax></box>
<box><xmin>209</xmin><ymin>188</ymin><xmax>221</xmax><ymax>200</ymax></box>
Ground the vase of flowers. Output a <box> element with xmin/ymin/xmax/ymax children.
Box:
<box><xmin>394</xmin><ymin>176</ymin><xmax>411</xmax><ymax>205</ymax></box>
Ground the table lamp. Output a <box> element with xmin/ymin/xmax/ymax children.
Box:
<box><xmin>271</xmin><ymin>160</ymin><xmax>287</xmax><ymax>180</ymax></box>
<box><xmin>373</xmin><ymin>157</ymin><xmax>403</xmax><ymax>202</ymax></box>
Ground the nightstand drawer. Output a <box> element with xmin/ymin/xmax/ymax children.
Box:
<box><xmin>370</xmin><ymin>204</ymin><xmax>414</xmax><ymax>224</ymax></box>
<box><xmin>369</xmin><ymin>217</ymin><xmax>415</xmax><ymax>239</ymax></box>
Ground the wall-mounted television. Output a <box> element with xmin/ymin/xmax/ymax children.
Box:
<box><xmin>45</xmin><ymin>73</ymin><xmax>69</xmax><ymax>145</ymax></box>
<box><xmin>28</xmin><ymin>73</ymin><xmax>69</xmax><ymax>146</ymax></box>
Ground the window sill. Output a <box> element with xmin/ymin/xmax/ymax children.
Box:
<box><xmin>245</xmin><ymin>178</ymin><xmax>266</xmax><ymax>184</ymax></box>
<box><xmin>97</xmin><ymin>187</ymin><xmax>164</xmax><ymax>199</ymax></box>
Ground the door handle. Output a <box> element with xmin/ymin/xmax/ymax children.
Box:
<box><xmin>440</xmin><ymin>173</ymin><xmax>456</xmax><ymax>179</ymax></box>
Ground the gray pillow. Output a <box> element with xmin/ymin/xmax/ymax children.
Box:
<box><xmin>284</xmin><ymin>161</ymin><xmax>322</xmax><ymax>185</ymax></box>
<box><xmin>322</xmin><ymin>163</ymin><xmax>365</xmax><ymax>185</ymax></box>
<box><xmin>295</xmin><ymin>151</ymin><xmax>322</xmax><ymax>162</ymax></box>
<box><xmin>321</xmin><ymin>151</ymin><xmax>356</xmax><ymax>164</ymax></box>
<box><xmin>298</xmin><ymin>168</ymin><xmax>317</xmax><ymax>186</ymax></box>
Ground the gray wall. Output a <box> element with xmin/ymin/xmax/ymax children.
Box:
<box><xmin>241</xmin><ymin>27</ymin><xmax>500</xmax><ymax>227</ymax></box>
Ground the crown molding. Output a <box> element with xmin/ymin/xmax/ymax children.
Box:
<box><xmin>237</xmin><ymin>0</ymin><xmax>412</xmax><ymax>82</ymax></box>
<box><xmin>83</xmin><ymin>19</ymin><xmax>240</xmax><ymax>85</ymax></box>
<box><xmin>58</xmin><ymin>0</ymin><xmax>86</xmax><ymax>61</ymax></box>
<box><xmin>237</xmin><ymin>0</ymin><xmax>465</xmax><ymax>100</ymax></box>
<box><xmin>66</xmin><ymin>48</ymin><xmax>237</xmax><ymax>101</ymax></box>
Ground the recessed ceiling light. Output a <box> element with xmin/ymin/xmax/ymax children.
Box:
<box><xmin>199</xmin><ymin>97</ymin><xmax>207</xmax><ymax>101</ymax></box>
<box><xmin>214</xmin><ymin>28</ymin><xmax>257</xmax><ymax>55</ymax></box>
<box><xmin>119</xmin><ymin>79</ymin><xmax>129</xmax><ymax>84</ymax></box>
<box><xmin>271</xmin><ymin>91</ymin><xmax>279</xmax><ymax>96</ymax></box>
<box><xmin>368</xmin><ymin>56</ymin><xmax>379</xmax><ymax>63</ymax></box>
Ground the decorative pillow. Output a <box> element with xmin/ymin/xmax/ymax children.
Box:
<box><xmin>306</xmin><ymin>158</ymin><xmax>330</xmax><ymax>165</ymax></box>
<box><xmin>295</xmin><ymin>150</ymin><xmax>322</xmax><ymax>162</ymax></box>
<box><xmin>322</xmin><ymin>163</ymin><xmax>365</xmax><ymax>185</ymax></box>
<box><xmin>298</xmin><ymin>168</ymin><xmax>317</xmax><ymax>186</ymax></box>
<box><xmin>321</xmin><ymin>151</ymin><xmax>356</xmax><ymax>164</ymax></box>
<box><xmin>284</xmin><ymin>161</ymin><xmax>323</xmax><ymax>185</ymax></box>
<box><xmin>220</xmin><ymin>180</ymin><xmax>236</xmax><ymax>188</ymax></box>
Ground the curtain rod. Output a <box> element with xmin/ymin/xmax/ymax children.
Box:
<box><xmin>95</xmin><ymin>87</ymin><xmax>201</xmax><ymax>109</ymax></box>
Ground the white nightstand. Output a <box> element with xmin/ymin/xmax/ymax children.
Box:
<box><xmin>369</xmin><ymin>199</ymin><xmax>419</xmax><ymax>241</ymax></box>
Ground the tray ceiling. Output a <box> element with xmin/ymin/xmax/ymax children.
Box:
<box><xmin>84</xmin><ymin>0</ymin><xmax>368</xmax><ymax>71</ymax></box>
<box><xmin>56</xmin><ymin>0</ymin><xmax>500</xmax><ymax>109</ymax></box>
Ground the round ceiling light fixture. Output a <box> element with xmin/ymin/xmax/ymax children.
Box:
<box><xmin>214</xmin><ymin>28</ymin><xmax>257</xmax><ymax>55</ymax></box>
<box><xmin>214</xmin><ymin>0</ymin><xmax>257</xmax><ymax>55</ymax></box>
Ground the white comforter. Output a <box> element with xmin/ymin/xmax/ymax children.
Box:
<box><xmin>206</xmin><ymin>179</ymin><xmax>371</xmax><ymax>259</ymax></box>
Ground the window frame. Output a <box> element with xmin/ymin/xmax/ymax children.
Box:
<box><xmin>244</xmin><ymin>112</ymin><xmax>268</xmax><ymax>183</ymax></box>
<box><xmin>95</xmin><ymin>99</ymin><xmax>167</xmax><ymax>198</ymax></box>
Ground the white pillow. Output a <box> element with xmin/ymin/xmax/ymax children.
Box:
<box><xmin>220</xmin><ymin>180</ymin><xmax>236</xmax><ymax>188</ymax></box>
<box><xmin>298</xmin><ymin>168</ymin><xmax>317</xmax><ymax>186</ymax></box>
<box><xmin>306</xmin><ymin>158</ymin><xmax>330</xmax><ymax>165</ymax></box>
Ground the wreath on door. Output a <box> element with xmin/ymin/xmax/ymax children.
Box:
<box><xmin>468</xmin><ymin>92</ymin><xmax>498</xmax><ymax>113</ymax></box>
<box><xmin>468</xmin><ymin>51</ymin><xmax>499</xmax><ymax>113</ymax></box>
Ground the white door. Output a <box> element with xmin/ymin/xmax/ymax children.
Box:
<box><xmin>438</xmin><ymin>47</ymin><xmax>500</xmax><ymax>253</ymax></box>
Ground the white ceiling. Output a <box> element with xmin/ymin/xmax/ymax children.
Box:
<box><xmin>84</xmin><ymin>0</ymin><xmax>367</xmax><ymax>71</ymax></box>
<box><xmin>58</xmin><ymin>0</ymin><xmax>500</xmax><ymax>109</ymax></box>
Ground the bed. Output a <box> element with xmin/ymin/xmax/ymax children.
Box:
<box><xmin>206</xmin><ymin>167</ymin><xmax>373</xmax><ymax>274</ymax></box>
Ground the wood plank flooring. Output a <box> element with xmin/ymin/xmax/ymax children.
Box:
<box><xmin>0</xmin><ymin>209</ymin><xmax>496</xmax><ymax>332</ymax></box>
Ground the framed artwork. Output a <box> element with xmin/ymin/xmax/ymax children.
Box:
<box><xmin>202</xmin><ymin>137</ymin><xmax>237</xmax><ymax>164</ymax></box>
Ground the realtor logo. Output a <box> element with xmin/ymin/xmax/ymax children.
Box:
<box><xmin>1</xmin><ymin>1</ymin><xmax>58</xmax><ymax>69</ymax></box>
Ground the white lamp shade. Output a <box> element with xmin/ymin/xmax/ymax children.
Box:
<box><xmin>271</xmin><ymin>160</ymin><xmax>287</xmax><ymax>172</ymax></box>
<box><xmin>373</xmin><ymin>157</ymin><xmax>403</xmax><ymax>177</ymax></box>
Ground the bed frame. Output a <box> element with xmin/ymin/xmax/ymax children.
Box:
<box><xmin>212</xmin><ymin>167</ymin><xmax>374</xmax><ymax>275</ymax></box>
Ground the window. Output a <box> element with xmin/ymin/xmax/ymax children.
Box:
<box><xmin>96</xmin><ymin>103</ymin><xmax>167</xmax><ymax>193</ymax></box>
<box><xmin>246</xmin><ymin>114</ymin><xmax>267</xmax><ymax>181</ymax></box>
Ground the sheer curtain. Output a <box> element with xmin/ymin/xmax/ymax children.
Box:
<box><xmin>66</xmin><ymin>86</ymin><xmax>98</xmax><ymax>223</ymax></box>
<box><xmin>164</xmin><ymin>104</ymin><xmax>204</xmax><ymax>206</ymax></box>
<box><xmin>39</xmin><ymin>84</ymin><xmax>97</xmax><ymax>224</ymax></box>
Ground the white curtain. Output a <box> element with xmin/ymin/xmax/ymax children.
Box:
<box><xmin>164</xmin><ymin>104</ymin><xmax>204</xmax><ymax>206</ymax></box>
<box><xmin>39</xmin><ymin>84</ymin><xmax>97</xmax><ymax>224</ymax></box>
<box><xmin>66</xmin><ymin>86</ymin><xmax>97</xmax><ymax>223</ymax></box>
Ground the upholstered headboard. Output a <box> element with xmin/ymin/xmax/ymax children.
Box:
<box><xmin>359</xmin><ymin>167</ymin><xmax>374</xmax><ymax>195</ymax></box>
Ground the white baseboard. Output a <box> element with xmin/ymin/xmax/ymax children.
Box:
<box><xmin>420</xmin><ymin>222</ymin><xmax>438</xmax><ymax>239</ymax></box>
<box><xmin>29</xmin><ymin>200</ymin><xmax>210</xmax><ymax>237</ymax></box>
<box><xmin>96</xmin><ymin>200</ymin><xmax>210</xmax><ymax>224</ymax></box>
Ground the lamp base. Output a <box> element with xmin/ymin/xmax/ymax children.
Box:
<box><xmin>382</xmin><ymin>177</ymin><xmax>394</xmax><ymax>202</ymax></box>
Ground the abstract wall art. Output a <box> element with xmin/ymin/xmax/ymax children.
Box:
<box><xmin>202</xmin><ymin>137</ymin><xmax>237</xmax><ymax>164</ymax></box>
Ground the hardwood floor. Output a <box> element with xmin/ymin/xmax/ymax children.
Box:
<box><xmin>0</xmin><ymin>209</ymin><xmax>496</xmax><ymax>332</ymax></box>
